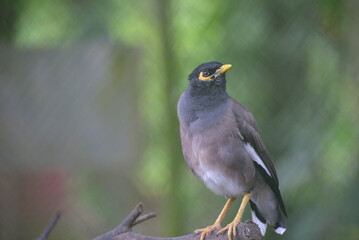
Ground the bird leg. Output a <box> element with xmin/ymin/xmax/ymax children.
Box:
<box><xmin>195</xmin><ymin>198</ymin><xmax>236</xmax><ymax>240</ymax></box>
<box><xmin>217</xmin><ymin>193</ymin><xmax>252</xmax><ymax>240</ymax></box>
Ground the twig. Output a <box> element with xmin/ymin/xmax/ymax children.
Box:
<box><xmin>92</xmin><ymin>203</ymin><xmax>262</xmax><ymax>240</ymax></box>
<box><xmin>37</xmin><ymin>210</ymin><xmax>61</xmax><ymax>240</ymax></box>
<box><xmin>36</xmin><ymin>203</ymin><xmax>262</xmax><ymax>240</ymax></box>
<box><xmin>133</xmin><ymin>212</ymin><xmax>157</xmax><ymax>226</ymax></box>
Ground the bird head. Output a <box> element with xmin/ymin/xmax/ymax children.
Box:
<box><xmin>188</xmin><ymin>61</ymin><xmax>232</xmax><ymax>88</ymax></box>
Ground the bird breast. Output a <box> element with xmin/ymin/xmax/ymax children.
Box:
<box><xmin>179</xmin><ymin>107</ymin><xmax>256</xmax><ymax>198</ymax></box>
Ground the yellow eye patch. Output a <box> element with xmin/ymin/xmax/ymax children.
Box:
<box><xmin>199</xmin><ymin>71</ymin><xmax>212</xmax><ymax>81</ymax></box>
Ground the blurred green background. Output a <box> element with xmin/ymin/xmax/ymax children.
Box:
<box><xmin>1</xmin><ymin>0</ymin><xmax>358</xmax><ymax>239</ymax></box>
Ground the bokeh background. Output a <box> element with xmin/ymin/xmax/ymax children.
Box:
<box><xmin>1</xmin><ymin>0</ymin><xmax>359</xmax><ymax>239</ymax></box>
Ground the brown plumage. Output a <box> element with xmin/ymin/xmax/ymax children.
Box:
<box><xmin>177</xmin><ymin>62</ymin><xmax>287</xmax><ymax>240</ymax></box>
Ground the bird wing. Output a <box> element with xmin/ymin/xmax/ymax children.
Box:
<box><xmin>231</xmin><ymin>98</ymin><xmax>287</xmax><ymax>216</ymax></box>
<box><xmin>231</xmin><ymin>98</ymin><xmax>278</xmax><ymax>183</ymax></box>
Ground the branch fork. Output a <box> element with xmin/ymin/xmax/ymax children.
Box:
<box><xmin>38</xmin><ymin>203</ymin><xmax>262</xmax><ymax>240</ymax></box>
<box><xmin>93</xmin><ymin>203</ymin><xmax>262</xmax><ymax>240</ymax></box>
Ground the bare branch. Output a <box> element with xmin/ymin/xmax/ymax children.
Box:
<box><xmin>92</xmin><ymin>203</ymin><xmax>262</xmax><ymax>240</ymax></box>
<box><xmin>37</xmin><ymin>203</ymin><xmax>262</xmax><ymax>240</ymax></box>
<box><xmin>133</xmin><ymin>212</ymin><xmax>157</xmax><ymax>226</ymax></box>
<box><xmin>37</xmin><ymin>210</ymin><xmax>61</xmax><ymax>240</ymax></box>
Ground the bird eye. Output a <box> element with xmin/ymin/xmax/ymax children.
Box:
<box><xmin>202</xmin><ymin>71</ymin><xmax>210</xmax><ymax>77</ymax></box>
<box><xmin>199</xmin><ymin>71</ymin><xmax>212</xmax><ymax>80</ymax></box>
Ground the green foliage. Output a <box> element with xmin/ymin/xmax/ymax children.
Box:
<box><xmin>4</xmin><ymin>0</ymin><xmax>359</xmax><ymax>239</ymax></box>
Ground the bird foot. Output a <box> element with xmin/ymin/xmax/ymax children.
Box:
<box><xmin>216</xmin><ymin>218</ymin><xmax>241</xmax><ymax>240</ymax></box>
<box><xmin>194</xmin><ymin>223</ymin><xmax>221</xmax><ymax>240</ymax></box>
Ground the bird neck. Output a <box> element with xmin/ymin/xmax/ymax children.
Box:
<box><xmin>186</xmin><ymin>83</ymin><xmax>228</xmax><ymax>110</ymax></box>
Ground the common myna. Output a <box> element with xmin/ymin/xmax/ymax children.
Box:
<box><xmin>177</xmin><ymin>61</ymin><xmax>287</xmax><ymax>240</ymax></box>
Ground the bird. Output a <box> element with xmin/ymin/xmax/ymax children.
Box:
<box><xmin>177</xmin><ymin>61</ymin><xmax>287</xmax><ymax>240</ymax></box>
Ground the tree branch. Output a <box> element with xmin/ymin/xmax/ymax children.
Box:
<box><xmin>37</xmin><ymin>203</ymin><xmax>262</xmax><ymax>240</ymax></box>
<box><xmin>92</xmin><ymin>203</ymin><xmax>262</xmax><ymax>240</ymax></box>
<box><xmin>37</xmin><ymin>210</ymin><xmax>61</xmax><ymax>240</ymax></box>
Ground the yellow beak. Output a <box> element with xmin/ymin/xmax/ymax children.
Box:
<box><xmin>213</xmin><ymin>64</ymin><xmax>232</xmax><ymax>78</ymax></box>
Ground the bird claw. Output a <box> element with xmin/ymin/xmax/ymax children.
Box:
<box><xmin>216</xmin><ymin>220</ymin><xmax>240</xmax><ymax>240</ymax></box>
<box><xmin>194</xmin><ymin>224</ymin><xmax>220</xmax><ymax>240</ymax></box>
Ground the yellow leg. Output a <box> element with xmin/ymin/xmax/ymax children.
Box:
<box><xmin>217</xmin><ymin>193</ymin><xmax>252</xmax><ymax>240</ymax></box>
<box><xmin>195</xmin><ymin>198</ymin><xmax>236</xmax><ymax>240</ymax></box>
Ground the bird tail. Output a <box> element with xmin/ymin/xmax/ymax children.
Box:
<box><xmin>249</xmin><ymin>197</ymin><xmax>286</xmax><ymax>235</ymax></box>
<box><xmin>249</xmin><ymin>200</ymin><xmax>267</xmax><ymax>235</ymax></box>
<box><xmin>273</xmin><ymin>213</ymin><xmax>287</xmax><ymax>235</ymax></box>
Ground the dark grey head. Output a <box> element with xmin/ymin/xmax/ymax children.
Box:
<box><xmin>179</xmin><ymin>61</ymin><xmax>233</xmax><ymax>125</ymax></box>
<box><xmin>187</xmin><ymin>61</ymin><xmax>232</xmax><ymax>95</ymax></box>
